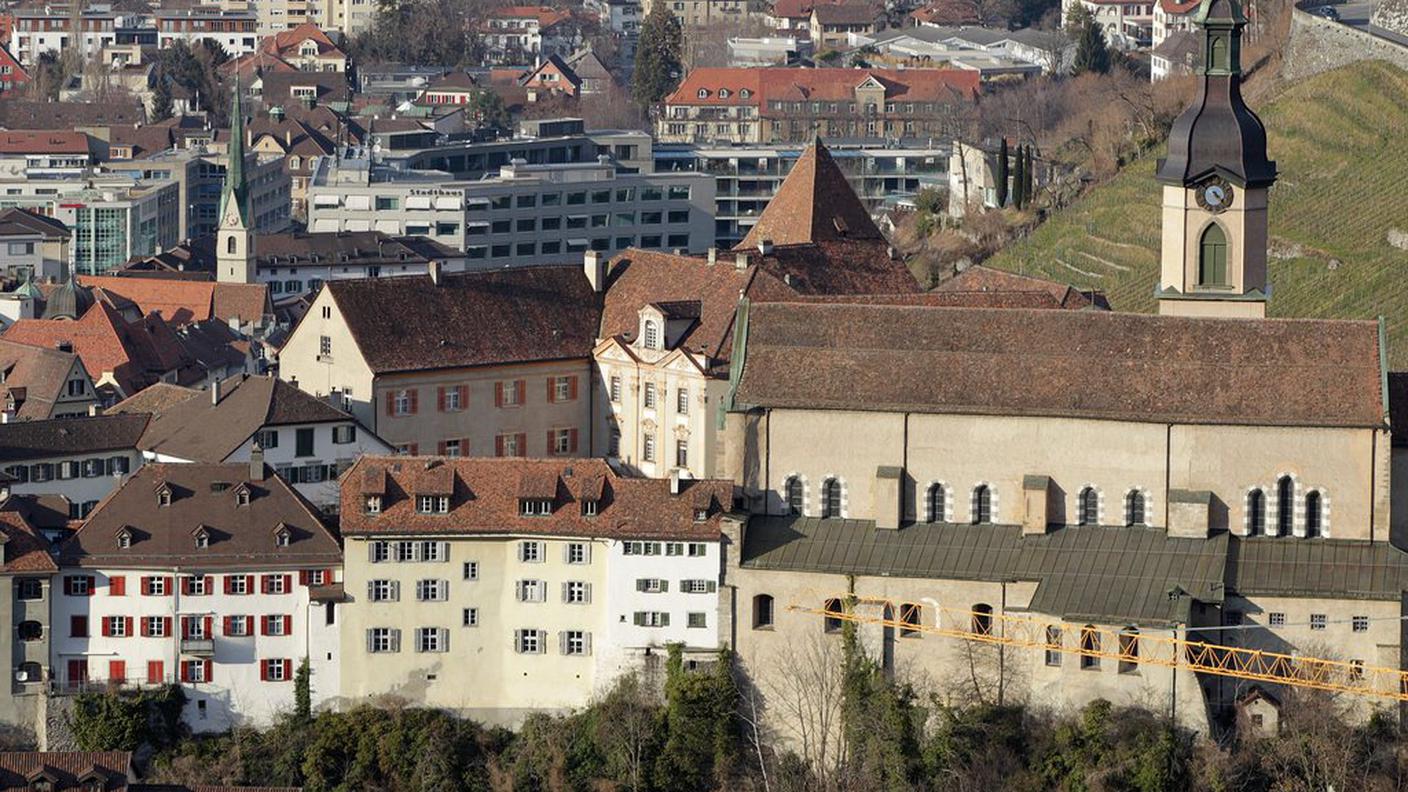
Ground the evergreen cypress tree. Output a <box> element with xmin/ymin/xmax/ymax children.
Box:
<box><xmin>1019</xmin><ymin>145</ymin><xmax>1030</xmax><ymax>207</ymax></box>
<box><xmin>995</xmin><ymin>138</ymin><xmax>1010</xmax><ymax>208</ymax></box>
<box><xmin>633</xmin><ymin>3</ymin><xmax>684</xmax><ymax>110</ymax></box>
<box><xmin>1023</xmin><ymin>146</ymin><xmax>1035</xmax><ymax>205</ymax></box>
<box><xmin>1074</xmin><ymin>18</ymin><xmax>1112</xmax><ymax>75</ymax></box>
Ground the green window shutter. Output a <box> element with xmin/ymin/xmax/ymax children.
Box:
<box><xmin>633</xmin><ymin>612</ymin><xmax>645</xmax><ymax>627</ymax></box>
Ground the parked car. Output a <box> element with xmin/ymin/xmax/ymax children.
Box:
<box><xmin>1311</xmin><ymin>5</ymin><xmax>1341</xmax><ymax>21</ymax></box>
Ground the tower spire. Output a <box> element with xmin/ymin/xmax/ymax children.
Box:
<box><xmin>217</xmin><ymin>82</ymin><xmax>256</xmax><ymax>284</ymax></box>
<box><xmin>1153</xmin><ymin>0</ymin><xmax>1277</xmax><ymax>320</ymax></box>
<box><xmin>219</xmin><ymin>84</ymin><xmax>250</xmax><ymax>227</ymax></box>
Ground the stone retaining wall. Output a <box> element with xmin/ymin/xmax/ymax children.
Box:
<box><xmin>1283</xmin><ymin>7</ymin><xmax>1408</xmax><ymax>79</ymax></box>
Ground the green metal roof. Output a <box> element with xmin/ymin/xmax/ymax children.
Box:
<box><xmin>742</xmin><ymin>517</ymin><xmax>1408</xmax><ymax>626</ymax></box>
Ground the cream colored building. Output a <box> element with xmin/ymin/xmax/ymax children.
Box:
<box><xmin>718</xmin><ymin>0</ymin><xmax>1408</xmax><ymax>741</ymax></box>
<box><xmin>278</xmin><ymin>265</ymin><xmax>601</xmax><ymax>458</ymax></box>
<box><xmin>335</xmin><ymin>457</ymin><xmax>733</xmax><ymax>724</ymax></box>
<box><xmin>641</xmin><ymin>0</ymin><xmax>758</xmax><ymax>27</ymax></box>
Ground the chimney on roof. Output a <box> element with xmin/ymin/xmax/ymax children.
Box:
<box><xmin>758</xmin><ymin>238</ymin><xmax>773</xmax><ymax>256</ymax></box>
<box><xmin>584</xmin><ymin>250</ymin><xmax>605</xmax><ymax>292</ymax></box>
<box><xmin>249</xmin><ymin>443</ymin><xmax>265</xmax><ymax>481</ymax></box>
<box><xmin>706</xmin><ymin>247</ymin><xmax>717</xmax><ymax>265</ymax></box>
<box><xmin>428</xmin><ymin>259</ymin><xmax>443</xmax><ymax>286</ymax></box>
<box><xmin>669</xmin><ymin>467</ymin><xmax>682</xmax><ymax>496</ymax></box>
<box><xmin>211</xmin><ymin>377</ymin><xmax>221</xmax><ymax>405</ymax></box>
<box><xmin>734</xmin><ymin>252</ymin><xmax>749</xmax><ymax>270</ymax></box>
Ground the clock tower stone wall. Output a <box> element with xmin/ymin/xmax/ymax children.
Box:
<box><xmin>1158</xmin><ymin>183</ymin><xmax>1269</xmax><ymax>319</ymax></box>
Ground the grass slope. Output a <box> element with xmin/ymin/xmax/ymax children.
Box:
<box><xmin>986</xmin><ymin>60</ymin><xmax>1408</xmax><ymax>365</ymax></box>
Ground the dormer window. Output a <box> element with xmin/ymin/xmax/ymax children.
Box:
<box><xmin>697</xmin><ymin>88</ymin><xmax>709</xmax><ymax>98</ymax></box>
<box><xmin>156</xmin><ymin>484</ymin><xmax>172</xmax><ymax>507</ymax></box>
<box><xmin>519</xmin><ymin>498</ymin><xmax>553</xmax><ymax>516</ymax></box>
<box><xmin>719</xmin><ymin>88</ymin><xmax>730</xmax><ymax>98</ymax></box>
<box><xmin>740</xmin><ymin>88</ymin><xmax>751</xmax><ymax>99</ymax></box>
<box><xmin>194</xmin><ymin>528</ymin><xmax>210</xmax><ymax>549</ymax></box>
<box><xmin>234</xmin><ymin>485</ymin><xmax>251</xmax><ymax>506</ymax></box>
<box><xmin>365</xmin><ymin>495</ymin><xmax>382</xmax><ymax>514</ymax></box>
<box><xmin>582</xmin><ymin>499</ymin><xmax>599</xmax><ymax>517</ymax></box>
<box><xmin>274</xmin><ymin>526</ymin><xmax>291</xmax><ymax>547</ymax></box>
<box><xmin>642</xmin><ymin>319</ymin><xmax>660</xmax><ymax>350</ymax></box>
<box><xmin>694</xmin><ymin>508</ymin><xmax>709</xmax><ymax>522</ymax></box>
<box><xmin>417</xmin><ymin>495</ymin><xmax>450</xmax><ymax>514</ymax></box>
<box><xmin>116</xmin><ymin>528</ymin><xmax>132</xmax><ymax>549</ymax></box>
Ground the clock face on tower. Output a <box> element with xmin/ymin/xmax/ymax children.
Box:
<box><xmin>1195</xmin><ymin>177</ymin><xmax>1234</xmax><ymax>213</ymax></box>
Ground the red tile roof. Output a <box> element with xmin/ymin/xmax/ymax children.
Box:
<box><xmin>732</xmin><ymin>303</ymin><xmax>1387</xmax><ymax>428</ymax></box>
<box><xmin>487</xmin><ymin>5</ymin><xmax>574</xmax><ymax>26</ymax></box>
<box><xmin>772</xmin><ymin>0</ymin><xmax>874</xmax><ymax>19</ymax></box>
<box><xmin>0</xmin><ymin>337</ymin><xmax>88</xmax><ymax>420</ymax></box>
<box><xmin>3</xmin><ymin>302</ymin><xmax>195</xmax><ymax>397</ymax></box>
<box><xmin>738</xmin><ymin>137</ymin><xmax>883</xmax><ymax>250</ymax></box>
<box><xmin>0</xmin><ymin>506</ymin><xmax>58</xmax><ymax>573</ymax></box>
<box><xmin>1159</xmin><ymin>0</ymin><xmax>1201</xmax><ymax>12</ymax></box>
<box><xmin>665</xmin><ymin>67</ymin><xmax>980</xmax><ymax>107</ymax></box>
<box><xmin>79</xmin><ymin>275</ymin><xmax>271</xmax><ymax>326</ymax></box>
<box><xmin>340</xmin><ymin>456</ymin><xmax>734</xmax><ymax>541</ymax></box>
<box><xmin>0</xmin><ymin>130</ymin><xmax>89</xmax><ymax>155</ymax></box>
<box><xmin>911</xmin><ymin>0</ymin><xmax>982</xmax><ymax>25</ymax></box>
<box><xmin>935</xmin><ymin>265</ymin><xmax>1110</xmax><ymax>310</ymax></box>
<box><xmin>0</xmin><ymin>752</ymin><xmax>130</xmax><ymax>791</ymax></box>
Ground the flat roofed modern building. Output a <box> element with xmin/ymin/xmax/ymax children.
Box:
<box><xmin>337</xmin><ymin>455</ymin><xmax>735</xmax><ymax>725</ymax></box>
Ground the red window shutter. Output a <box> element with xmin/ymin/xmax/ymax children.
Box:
<box><xmin>569</xmin><ymin>376</ymin><xmax>578</xmax><ymax>400</ymax></box>
<box><xmin>181</xmin><ymin>577</ymin><xmax>191</xmax><ymax>595</ymax></box>
<box><xmin>457</xmin><ymin>385</ymin><xmax>468</xmax><ymax>408</ymax></box>
<box><xmin>284</xmin><ymin>659</ymin><xmax>294</xmax><ymax>678</ymax></box>
<box><xmin>437</xmin><ymin>386</ymin><xmax>446</xmax><ymax>411</ymax></box>
<box><xmin>494</xmin><ymin>381</ymin><xmax>504</xmax><ymax>407</ymax></box>
<box><xmin>299</xmin><ymin>570</ymin><xmax>310</xmax><ymax>586</ymax></box>
<box><xmin>515</xmin><ymin>380</ymin><xmax>525</xmax><ymax>405</ymax></box>
<box><xmin>223</xmin><ymin>576</ymin><xmax>233</xmax><ymax>595</ymax></box>
<box><xmin>408</xmin><ymin>443</ymin><xmax>419</xmax><ymax>455</ymax></box>
<box><xmin>140</xmin><ymin>577</ymin><xmax>150</xmax><ymax>596</ymax></box>
<box><xmin>245</xmin><ymin>574</ymin><xmax>254</xmax><ymax>593</ymax></box>
<box><xmin>71</xmin><ymin>615</ymin><xmax>87</xmax><ymax>638</ymax></box>
<box><xmin>461</xmin><ymin>438</ymin><xmax>471</xmax><ymax>456</ymax></box>
<box><xmin>162</xmin><ymin>616</ymin><xmax>172</xmax><ymax>637</ymax></box>
<box><xmin>204</xmin><ymin>660</ymin><xmax>212</xmax><ymax>682</ymax></box>
<box><xmin>179</xmin><ymin>661</ymin><xmax>189</xmax><ymax>683</ymax></box>
<box><xmin>517</xmin><ymin>433</ymin><xmax>526</xmax><ymax>456</ymax></box>
<box><xmin>164</xmin><ymin>576</ymin><xmax>174</xmax><ymax>596</ymax></box>
<box><xmin>63</xmin><ymin>577</ymin><xmax>72</xmax><ymax>596</ymax></box>
<box><xmin>124</xmin><ymin>616</ymin><xmax>133</xmax><ymax>637</ymax></box>
<box><xmin>203</xmin><ymin>575</ymin><xmax>213</xmax><ymax>592</ymax></box>
<box><xmin>86</xmin><ymin>576</ymin><xmax>95</xmax><ymax>596</ymax></box>
<box><xmin>437</xmin><ymin>440</ymin><xmax>446</xmax><ymax>455</ymax></box>
<box><xmin>147</xmin><ymin>661</ymin><xmax>163</xmax><ymax>684</ymax></box>
<box><xmin>109</xmin><ymin>660</ymin><xmax>125</xmax><ymax>683</ymax></box>
<box><xmin>223</xmin><ymin>616</ymin><xmax>234</xmax><ymax>635</ymax></box>
<box><xmin>546</xmin><ymin>377</ymin><xmax>555</xmax><ymax>403</ymax></box>
<box><xmin>546</xmin><ymin>430</ymin><xmax>554</xmax><ymax>454</ymax></box>
<box><xmin>495</xmin><ymin>435</ymin><xmax>504</xmax><ymax>457</ymax></box>
<box><xmin>246</xmin><ymin>616</ymin><xmax>255</xmax><ymax>634</ymax></box>
<box><xmin>569</xmin><ymin>428</ymin><xmax>579</xmax><ymax>453</ymax></box>
<box><xmin>140</xmin><ymin>618</ymin><xmax>150</xmax><ymax>638</ymax></box>
<box><xmin>260</xmin><ymin>575</ymin><xmax>269</xmax><ymax>594</ymax></box>
<box><xmin>385</xmin><ymin>390</ymin><xmax>394</xmax><ymax>416</ymax></box>
<box><xmin>260</xmin><ymin>616</ymin><xmax>270</xmax><ymax>636</ymax></box>
<box><xmin>101</xmin><ymin>617</ymin><xmax>112</xmax><ymax>637</ymax></box>
<box><xmin>282</xmin><ymin>574</ymin><xmax>292</xmax><ymax>592</ymax></box>
<box><xmin>408</xmin><ymin>389</ymin><xmax>418</xmax><ymax>414</ymax></box>
<box><xmin>204</xmin><ymin>616</ymin><xmax>213</xmax><ymax>639</ymax></box>
<box><xmin>284</xmin><ymin>614</ymin><xmax>293</xmax><ymax>634</ymax></box>
<box><xmin>181</xmin><ymin>617</ymin><xmax>191</xmax><ymax>640</ymax></box>
<box><xmin>326</xmin><ymin>567</ymin><xmax>336</xmax><ymax>583</ymax></box>
<box><xmin>259</xmin><ymin>659</ymin><xmax>269</xmax><ymax>681</ymax></box>
<box><xmin>109</xmin><ymin>576</ymin><xmax>125</xmax><ymax>596</ymax></box>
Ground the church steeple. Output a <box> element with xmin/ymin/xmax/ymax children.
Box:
<box><xmin>217</xmin><ymin>84</ymin><xmax>255</xmax><ymax>284</ymax></box>
<box><xmin>1155</xmin><ymin>0</ymin><xmax>1277</xmax><ymax>319</ymax></box>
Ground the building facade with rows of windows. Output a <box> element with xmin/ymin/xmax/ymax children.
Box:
<box><xmin>717</xmin><ymin>0</ymin><xmax>1408</xmax><ymax>740</ymax></box>
<box><xmin>336</xmin><ymin>456</ymin><xmax>734</xmax><ymax>725</ymax></box>
<box><xmin>47</xmin><ymin>458</ymin><xmax>343</xmax><ymax>732</ymax></box>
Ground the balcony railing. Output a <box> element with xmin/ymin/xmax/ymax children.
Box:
<box><xmin>181</xmin><ymin>638</ymin><xmax>214</xmax><ymax>656</ymax></box>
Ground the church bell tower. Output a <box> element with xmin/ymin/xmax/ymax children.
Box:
<box><xmin>217</xmin><ymin>85</ymin><xmax>255</xmax><ymax>284</ymax></box>
<box><xmin>1155</xmin><ymin>0</ymin><xmax>1276</xmax><ymax>318</ymax></box>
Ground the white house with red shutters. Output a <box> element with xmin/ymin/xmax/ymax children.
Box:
<box><xmin>50</xmin><ymin>455</ymin><xmax>343</xmax><ymax>732</ymax></box>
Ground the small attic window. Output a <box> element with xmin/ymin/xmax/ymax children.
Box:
<box><xmin>519</xmin><ymin>498</ymin><xmax>553</xmax><ymax>516</ymax></box>
<box><xmin>719</xmin><ymin>88</ymin><xmax>730</xmax><ymax>98</ymax></box>
<box><xmin>697</xmin><ymin>88</ymin><xmax>709</xmax><ymax>98</ymax></box>
<box><xmin>417</xmin><ymin>495</ymin><xmax>450</xmax><ymax>514</ymax></box>
<box><xmin>582</xmin><ymin>499</ymin><xmax>599</xmax><ymax>517</ymax></box>
<box><xmin>117</xmin><ymin>529</ymin><xmax>132</xmax><ymax>549</ymax></box>
<box><xmin>694</xmin><ymin>508</ymin><xmax>709</xmax><ymax>522</ymax></box>
<box><xmin>275</xmin><ymin>527</ymin><xmax>291</xmax><ymax>547</ymax></box>
<box><xmin>157</xmin><ymin>485</ymin><xmax>172</xmax><ymax>507</ymax></box>
<box><xmin>234</xmin><ymin>484</ymin><xmax>251</xmax><ymax>506</ymax></box>
<box><xmin>740</xmin><ymin>88</ymin><xmax>751</xmax><ymax>98</ymax></box>
<box><xmin>194</xmin><ymin>529</ymin><xmax>210</xmax><ymax>549</ymax></box>
<box><xmin>365</xmin><ymin>495</ymin><xmax>382</xmax><ymax>514</ymax></box>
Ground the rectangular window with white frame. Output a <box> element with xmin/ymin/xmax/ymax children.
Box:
<box><xmin>368</xmin><ymin>580</ymin><xmax>399</xmax><ymax>602</ymax></box>
<box><xmin>676</xmin><ymin>387</ymin><xmax>689</xmax><ymax>414</ymax></box>
<box><xmin>563</xmin><ymin>581</ymin><xmax>591</xmax><ymax>604</ymax></box>
<box><xmin>367</xmin><ymin>628</ymin><xmax>400</xmax><ymax>653</ymax></box>
<box><xmin>636</xmin><ymin>578</ymin><xmax>667</xmax><ymax>593</ymax></box>
<box><xmin>516</xmin><ymin>579</ymin><xmax>547</xmax><ymax>603</ymax></box>
<box><xmin>415</xmin><ymin>627</ymin><xmax>448</xmax><ymax>653</ymax></box>
<box><xmin>416</xmin><ymin>579</ymin><xmax>448</xmax><ymax>602</ymax></box>
<box><xmin>463</xmin><ymin>608</ymin><xmax>479</xmax><ymax>627</ymax></box>
<box><xmin>566</xmin><ymin>542</ymin><xmax>590</xmax><ymax>564</ymax></box>
<box><xmin>633</xmin><ymin>611</ymin><xmax>670</xmax><ymax>627</ymax></box>
<box><xmin>680</xmin><ymin>579</ymin><xmax>717</xmax><ymax>594</ymax></box>
<box><xmin>687</xmin><ymin>612</ymin><xmax>707</xmax><ymax>629</ymax></box>
<box><xmin>561</xmin><ymin>630</ymin><xmax>591</xmax><ymax>656</ymax></box>
<box><xmin>463</xmin><ymin>561</ymin><xmax>479</xmax><ymax>580</ymax></box>
<box><xmin>518</xmin><ymin>541</ymin><xmax>543</xmax><ymax>563</ymax></box>
<box><xmin>515</xmin><ymin>628</ymin><xmax>545</xmax><ymax>654</ymax></box>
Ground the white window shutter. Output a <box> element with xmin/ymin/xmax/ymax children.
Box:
<box><xmin>369</xmin><ymin>542</ymin><xmax>379</xmax><ymax>562</ymax></box>
<box><xmin>391</xmin><ymin>581</ymin><xmax>400</xmax><ymax>601</ymax></box>
<box><xmin>707</xmin><ymin>581</ymin><xmax>717</xmax><ymax>593</ymax></box>
<box><xmin>538</xmin><ymin>630</ymin><xmax>547</xmax><ymax>653</ymax></box>
<box><xmin>661</xmin><ymin>613</ymin><xmax>671</xmax><ymax>627</ymax></box>
<box><xmin>584</xmin><ymin>632</ymin><xmax>592</xmax><ymax>656</ymax></box>
<box><xmin>660</xmin><ymin>580</ymin><xmax>669</xmax><ymax>593</ymax></box>
<box><xmin>390</xmin><ymin>629</ymin><xmax>401</xmax><ymax>652</ymax></box>
<box><xmin>439</xmin><ymin>628</ymin><xmax>448</xmax><ymax>651</ymax></box>
<box><xmin>366</xmin><ymin>629</ymin><xmax>374</xmax><ymax>652</ymax></box>
<box><xmin>558</xmin><ymin>631</ymin><xmax>567</xmax><ymax>655</ymax></box>
<box><xmin>513</xmin><ymin>629</ymin><xmax>522</xmax><ymax>652</ymax></box>
<box><xmin>584</xmin><ymin>583</ymin><xmax>592</xmax><ymax>604</ymax></box>
<box><xmin>583</xmin><ymin>544</ymin><xmax>592</xmax><ymax>563</ymax></box>
<box><xmin>561</xmin><ymin>582</ymin><xmax>570</xmax><ymax>603</ymax></box>
<box><xmin>367</xmin><ymin>581</ymin><xmax>376</xmax><ymax>600</ymax></box>
<box><xmin>438</xmin><ymin>541</ymin><xmax>449</xmax><ymax>561</ymax></box>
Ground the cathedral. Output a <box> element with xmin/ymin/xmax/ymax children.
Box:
<box><xmin>719</xmin><ymin>0</ymin><xmax>1408</xmax><ymax>742</ymax></box>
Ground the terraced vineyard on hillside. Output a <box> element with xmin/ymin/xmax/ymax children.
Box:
<box><xmin>984</xmin><ymin>60</ymin><xmax>1408</xmax><ymax>365</ymax></box>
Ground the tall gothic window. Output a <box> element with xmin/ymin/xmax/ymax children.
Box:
<box><xmin>1078</xmin><ymin>488</ymin><xmax>1099</xmax><ymax>526</ymax></box>
<box><xmin>785</xmin><ymin>477</ymin><xmax>803</xmax><ymax>516</ymax></box>
<box><xmin>821</xmin><ymin>479</ymin><xmax>841</xmax><ymax>519</ymax></box>
<box><xmin>1199</xmin><ymin>223</ymin><xmax>1227</xmax><ymax>286</ymax></box>
<box><xmin>1247</xmin><ymin>489</ymin><xmax>1266</xmax><ymax>535</ymax></box>
<box><xmin>1125</xmin><ymin>490</ymin><xmax>1146</xmax><ymax>527</ymax></box>
<box><xmin>927</xmin><ymin>483</ymin><xmax>946</xmax><ymax>523</ymax></box>
<box><xmin>1276</xmin><ymin>476</ymin><xmax>1294</xmax><ymax>537</ymax></box>
<box><xmin>227</xmin><ymin>235</ymin><xmax>237</xmax><ymax>255</ymax></box>
<box><xmin>1305</xmin><ymin>491</ymin><xmax>1323</xmax><ymax>538</ymax></box>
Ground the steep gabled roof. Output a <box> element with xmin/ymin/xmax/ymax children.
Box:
<box><xmin>320</xmin><ymin>266</ymin><xmax>602</xmax><ymax>375</ymax></box>
<box><xmin>935</xmin><ymin>265</ymin><xmax>1110</xmax><ymax>310</ymax></box>
<box><xmin>57</xmin><ymin>461</ymin><xmax>340</xmax><ymax>570</ymax></box>
<box><xmin>0</xmin><ymin>505</ymin><xmax>58</xmax><ymax>573</ymax></box>
<box><xmin>0</xmin><ymin>414</ymin><xmax>149</xmax><ymax>463</ymax></box>
<box><xmin>738</xmin><ymin>137</ymin><xmax>884</xmax><ymax>250</ymax></box>
<box><xmin>0</xmin><ymin>338</ymin><xmax>89</xmax><ymax>420</ymax></box>
<box><xmin>79</xmin><ymin>275</ymin><xmax>272</xmax><ymax>325</ymax></box>
<box><xmin>732</xmin><ymin>302</ymin><xmax>1387</xmax><ymax>428</ymax></box>
<box><xmin>117</xmin><ymin>374</ymin><xmax>355</xmax><ymax>462</ymax></box>
<box><xmin>0</xmin><ymin>752</ymin><xmax>130</xmax><ymax>790</ymax></box>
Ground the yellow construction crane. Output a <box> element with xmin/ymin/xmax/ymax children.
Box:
<box><xmin>789</xmin><ymin>600</ymin><xmax>1408</xmax><ymax>702</ymax></box>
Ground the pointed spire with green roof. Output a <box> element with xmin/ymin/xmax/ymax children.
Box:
<box><xmin>219</xmin><ymin>84</ymin><xmax>250</xmax><ymax>227</ymax></box>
